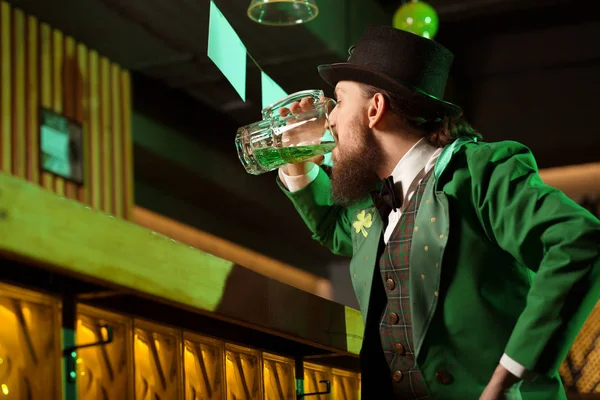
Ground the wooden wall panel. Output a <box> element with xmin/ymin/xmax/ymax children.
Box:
<box><xmin>64</xmin><ymin>36</ymin><xmax>77</xmax><ymax>199</ymax></box>
<box><xmin>0</xmin><ymin>1</ymin><xmax>133</xmax><ymax>219</ymax></box>
<box><xmin>76</xmin><ymin>43</ymin><xmax>89</xmax><ymax>204</ymax></box>
<box><xmin>100</xmin><ymin>57</ymin><xmax>112</xmax><ymax>214</ymax></box>
<box><xmin>39</xmin><ymin>22</ymin><xmax>53</xmax><ymax>190</ymax></box>
<box><xmin>52</xmin><ymin>29</ymin><xmax>65</xmax><ymax>196</ymax></box>
<box><xmin>12</xmin><ymin>7</ymin><xmax>25</xmax><ymax>179</ymax></box>
<box><xmin>111</xmin><ymin>64</ymin><xmax>124</xmax><ymax>218</ymax></box>
<box><xmin>121</xmin><ymin>72</ymin><xmax>133</xmax><ymax>220</ymax></box>
<box><xmin>1</xmin><ymin>1</ymin><xmax>11</xmax><ymax>173</ymax></box>
<box><xmin>26</xmin><ymin>15</ymin><xmax>39</xmax><ymax>183</ymax></box>
<box><xmin>89</xmin><ymin>50</ymin><xmax>102</xmax><ymax>209</ymax></box>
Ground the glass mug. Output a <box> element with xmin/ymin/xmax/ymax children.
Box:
<box><xmin>235</xmin><ymin>89</ymin><xmax>336</xmax><ymax>175</ymax></box>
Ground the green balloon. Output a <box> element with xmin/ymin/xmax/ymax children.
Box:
<box><xmin>393</xmin><ymin>1</ymin><xmax>439</xmax><ymax>39</ymax></box>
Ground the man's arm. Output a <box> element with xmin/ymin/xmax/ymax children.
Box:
<box><xmin>468</xmin><ymin>141</ymin><xmax>600</xmax><ymax>379</ymax></box>
<box><xmin>277</xmin><ymin>164</ymin><xmax>354</xmax><ymax>257</ymax></box>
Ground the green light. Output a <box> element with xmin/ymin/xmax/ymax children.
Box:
<box><xmin>393</xmin><ymin>1</ymin><xmax>439</xmax><ymax>40</ymax></box>
<box><xmin>71</xmin><ymin>351</ymin><xmax>77</xmax><ymax>358</ymax></box>
<box><xmin>70</xmin><ymin>371</ymin><xmax>76</xmax><ymax>379</ymax></box>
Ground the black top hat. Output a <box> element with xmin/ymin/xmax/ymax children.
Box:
<box><xmin>318</xmin><ymin>25</ymin><xmax>462</xmax><ymax>118</ymax></box>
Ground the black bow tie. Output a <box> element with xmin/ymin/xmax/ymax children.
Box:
<box><xmin>371</xmin><ymin>176</ymin><xmax>402</xmax><ymax>223</ymax></box>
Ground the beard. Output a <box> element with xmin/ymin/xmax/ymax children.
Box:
<box><xmin>330</xmin><ymin>123</ymin><xmax>382</xmax><ymax>206</ymax></box>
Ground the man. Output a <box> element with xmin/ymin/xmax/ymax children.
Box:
<box><xmin>277</xmin><ymin>26</ymin><xmax>600</xmax><ymax>399</ymax></box>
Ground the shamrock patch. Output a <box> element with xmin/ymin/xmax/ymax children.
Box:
<box><xmin>353</xmin><ymin>210</ymin><xmax>373</xmax><ymax>238</ymax></box>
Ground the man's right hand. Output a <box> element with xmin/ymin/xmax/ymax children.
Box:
<box><xmin>278</xmin><ymin>96</ymin><xmax>327</xmax><ymax>176</ymax></box>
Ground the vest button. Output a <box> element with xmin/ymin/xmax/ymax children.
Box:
<box><xmin>386</xmin><ymin>278</ymin><xmax>395</xmax><ymax>291</ymax></box>
<box><xmin>392</xmin><ymin>370</ymin><xmax>403</xmax><ymax>382</ymax></box>
<box><xmin>389</xmin><ymin>313</ymin><xmax>399</xmax><ymax>325</ymax></box>
<box><xmin>435</xmin><ymin>370</ymin><xmax>454</xmax><ymax>385</ymax></box>
<box><xmin>395</xmin><ymin>343</ymin><xmax>405</xmax><ymax>355</ymax></box>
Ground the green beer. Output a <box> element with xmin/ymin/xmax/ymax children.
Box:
<box><xmin>253</xmin><ymin>143</ymin><xmax>336</xmax><ymax>170</ymax></box>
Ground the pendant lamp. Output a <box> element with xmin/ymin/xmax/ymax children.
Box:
<box><xmin>248</xmin><ymin>0</ymin><xmax>319</xmax><ymax>26</ymax></box>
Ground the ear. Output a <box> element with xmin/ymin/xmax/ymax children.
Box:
<box><xmin>367</xmin><ymin>93</ymin><xmax>386</xmax><ymax>129</ymax></box>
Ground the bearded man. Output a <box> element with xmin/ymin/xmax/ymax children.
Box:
<box><xmin>277</xmin><ymin>25</ymin><xmax>600</xmax><ymax>399</ymax></box>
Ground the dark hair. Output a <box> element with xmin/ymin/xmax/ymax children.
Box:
<box><xmin>361</xmin><ymin>84</ymin><xmax>481</xmax><ymax>147</ymax></box>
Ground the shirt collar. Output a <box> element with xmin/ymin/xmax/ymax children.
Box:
<box><xmin>390</xmin><ymin>138</ymin><xmax>440</xmax><ymax>201</ymax></box>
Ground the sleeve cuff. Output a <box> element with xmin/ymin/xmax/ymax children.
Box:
<box><xmin>278</xmin><ymin>163</ymin><xmax>320</xmax><ymax>192</ymax></box>
<box><xmin>500</xmin><ymin>353</ymin><xmax>534</xmax><ymax>381</ymax></box>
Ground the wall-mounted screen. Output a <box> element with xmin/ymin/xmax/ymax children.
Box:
<box><xmin>40</xmin><ymin>108</ymin><xmax>83</xmax><ymax>184</ymax></box>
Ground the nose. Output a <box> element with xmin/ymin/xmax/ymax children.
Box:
<box><xmin>328</xmin><ymin>104</ymin><xmax>338</xmax><ymax>127</ymax></box>
<box><xmin>327</xmin><ymin>104</ymin><xmax>339</xmax><ymax>143</ymax></box>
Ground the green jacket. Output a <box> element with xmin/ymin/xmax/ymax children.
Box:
<box><xmin>280</xmin><ymin>137</ymin><xmax>600</xmax><ymax>399</ymax></box>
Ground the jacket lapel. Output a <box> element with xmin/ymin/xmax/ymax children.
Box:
<box><xmin>409</xmin><ymin>177</ymin><xmax>450</xmax><ymax>359</ymax></box>
<box><xmin>349</xmin><ymin>206</ymin><xmax>382</xmax><ymax>324</ymax></box>
<box><xmin>410</xmin><ymin>135</ymin><xmax>477</xmax><ymax>359</ymax></box>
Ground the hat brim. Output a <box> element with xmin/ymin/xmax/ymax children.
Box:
<box><xmin>318</xmin><ymin>63</ymin><xmax>463</xmax><ymax>119</ymax></box>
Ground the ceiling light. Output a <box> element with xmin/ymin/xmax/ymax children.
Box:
<box><xmin>248</xmin><ymin>0</ymin><xmax>319</xmax><ymax>26</ymax></box>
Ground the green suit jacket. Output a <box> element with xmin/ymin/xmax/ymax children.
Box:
<box><xmin>279</xmin><ymin>137</ymin><xmax>600</xmax><ymax>399</ymax></box>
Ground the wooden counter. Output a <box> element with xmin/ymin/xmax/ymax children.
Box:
<box><xmin>0</xmin><ymin>172</ymin><xmax>364</xmax><ymax>359</ymax></box>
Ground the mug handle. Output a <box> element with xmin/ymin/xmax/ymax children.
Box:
<box><xmin>261</xmin><ymin>89</ymin><xmax>324</xmax><ymax>120</ymax></box>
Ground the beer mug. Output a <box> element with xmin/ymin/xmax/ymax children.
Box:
<box><xmin>235</xmin><ymin>89</ymin><xmax>336</xmax><ymax>175</ymax></box>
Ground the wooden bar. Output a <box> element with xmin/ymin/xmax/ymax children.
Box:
<box><xmin>540</xmin><ymin>162</ymin><xmax>600</xmax><ymax>202</ymax></box>
<box><xmin>0</xmin><ymin>172</ymin><xmax>364</xmax><ymax>355</ymax></box>
<box><xmin>133</xmin><ymin>206</ymin><xmax>333</xmax><ymax>299</ymax></box>
<box><xmin>52</xmin><ymin>29</ymin><xmax>65</xmax><ymax>196</ymax></box>
<box><xmin>11</xmin><ymin>7</ymin><xmax>26</xmax><ymax>179</ymax></box>
<box><xmin>0</xmin><ymin>1</ymin><xmax>11</xmax><ymax>173</ymax></box>
<box><xmin>111</xmin><ymin>64</ymin><xmax>123</xmax><ymax>218</ymax></box>
<box><xmin>100</xmin><ymin>57</ymin><xmax>112</xmax><ymax>214</ymax></box>
<box><xmin>76</xmin><ymin>43</ymin><xmax>89</xmax><ymax>204</ymax></box>
<box><xmin>88</xmin><ymin>50</ymin><xmax>101</xmax><ymax>209</ymax></box>
<box><xmin>121</xmin><ymin>71</ymin><xmax>133</xmax><ymax>219</ymax></box>
<box><xmin>39</xmin><ymin>22</ymin><xmax>53</xmax><ymax>190</ymax></box>
<box><xmin>26</xmin><ymin>15</ymin><xmax>39</xmax><ymax>183</ymax></box>
<box><xmin>63</xmin><ymin>36</ymin><xmax>77</xmax><ymax>199</ymax></box>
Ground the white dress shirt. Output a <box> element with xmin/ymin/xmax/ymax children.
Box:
<box><xmin>279</xmin><ymin>138</ymin><xmax>528</xmax><ymax>380</ymax></box>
